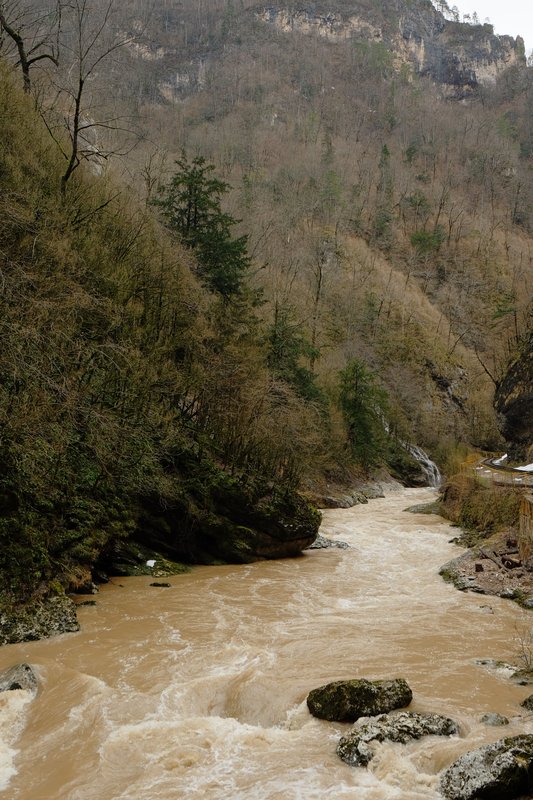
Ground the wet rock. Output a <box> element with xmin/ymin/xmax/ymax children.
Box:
<box><xmin>480</xmin><ymin>712</ymin><xmax>509</xmax><ymax>726</ymax></box>
<box><xmin>439</xmin><ymin>734</ymin><xmax>533</xmax><ymax>800</ymax></box>
<box><xmin>95</xmin><ymin>540</ymin><xmax>189</xmax><ymax>578</ymax></box>
<box><xmin>306</xmin><ymin>534</ymin><xmax>350</xmax><ymax>550</ymax></box>
<box><xmin>320</xmin><ymin>491</ymin><xmax>369</xmax><ymax>509</ymax></box>
<box><xmin>337</xmin><ymin>711</ymin><xmax>458</xmax><ymax>767</ymax></box>
<box><xmin>500</xmin><ymin>587</ymin><xmax>519</xmax><ymax>599</ymax></box>
<box><xmin>0</xmin><ymin>595</ymin><xmax>79</xmax><ymax>646</ymax></box>
<box><xmin>307</xmin><ymin>678</ymin><xmax>412</xmax><ymax>722</ymax></box>
<box><xmin>0</xmin><ymin>663</ymin><xmax>38</xmax><ymax>694</ymax></box>
<box><xmin>511</xmin><ymin>669</ymin><xmax>533</xmax><ymax>686</ymax></box>
<box><xmin>404</xmin><ymin>501</ymin><xmax>441</xmax><ymax>515</ymax></box>
<box><xmin>361</xmin><ymin>487</ymin><xmax>385</xmax><ymax>500</ymax></box>
<box><xmin>520</xmin><ymin>694</ymin><xmax>533</xmax><ymax>711</ymax></box>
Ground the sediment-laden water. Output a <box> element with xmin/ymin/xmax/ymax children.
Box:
<box><xmin>1</xmin><ymin>488</ymin><xmax>532</xmax><ymax>799</ymax></box>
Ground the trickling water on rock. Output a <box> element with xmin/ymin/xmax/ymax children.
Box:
<box><xmin>406</xmin><ymin>444</ymin><xmax>442</xmax><ymax>487</ymax></box>
<box><xmin>0</xmin><ymin>489</ymin><xmax>531</xmax><ymax>799</ymax></box>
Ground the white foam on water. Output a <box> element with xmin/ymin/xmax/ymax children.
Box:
<box><xmin>0</xmin><ymin>689</ymin><xmax>33</xmax><ymax>790</ymax></box>
<box><xmin>90</xmin><ymin>715</ymin><xmax>413</xmax><ymax>800</ymax></box>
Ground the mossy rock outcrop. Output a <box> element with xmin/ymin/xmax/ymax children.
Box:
<box><xmin>307</xmin><ymin>678</ymin><xmax>413</xmax><ymax>722</ymax></box>
<box><xmin>138</xmin><ymin>461</ymin><xmax>321</xmax><ymax>564</ymax></box>
<box><xmin>0</xmin><ymin>596</ymin><xmax>79</xmax><ymax>646</ymax></box>
<box><xmin>95</xmin><ymin>540</ymin><xmax>189</xmax><ymax>578</ymax></box>
<box><xmin>440</xmin><ymin>734</ymin><xmax>533</xmax><ymax>800</ymax></box>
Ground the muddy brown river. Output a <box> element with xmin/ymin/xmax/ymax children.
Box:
<box><xmin>1</xmin><ymin>488</ymin><xmax>532</xmax><ymax>799</ymax></box>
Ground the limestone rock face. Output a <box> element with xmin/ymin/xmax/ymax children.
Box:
<box><xmin>307</xmin><ymin>678</ymin><xmax>412</xmax><ymax>722</ymax></box>
<box><xmin>256</xmin><ymin>1</ymin><xmax>525</xmax><ymax>97</ymax></box>
<box><xmin>440</xmin><ymin>734</ymin><xmax>533</xmax><ymax>800</ymax></box>
<box><xmin>337</xmin><ymin>711</ymin><xmax>459</xmax><ymax>767</ymax></box>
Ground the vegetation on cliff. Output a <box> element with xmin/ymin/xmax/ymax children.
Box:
<box><xmin>0</xmin><ymin>64</ymin><xmax>325</xmax><ymax>612</ymax></box>
<box><xmin>439</xmin><ymin>475</ymin><xmax>521</xmax><ymax>545</ymax></box>
<box><xmin>0</xmin><ymin>60</ymin><xmax>409</xmax><ymax>621</ymax></box>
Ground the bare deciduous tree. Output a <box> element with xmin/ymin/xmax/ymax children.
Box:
<box><xmin>0</xmin><ymin>0</ymin><xmax>60</xmax><ymax>92</ymax></box>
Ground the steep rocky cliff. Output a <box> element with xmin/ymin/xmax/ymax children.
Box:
<box><xmin>495</xmin><ymin>333</ymin><xmax>533</xmax><ymax>459</ymax></box>
<box><xmin>257</xmin><ymin>1</ymin><xmax>524</xmax><ymax>97</ymax></box>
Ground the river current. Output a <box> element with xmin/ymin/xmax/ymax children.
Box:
<box><xmin>1</xmin><ymin>487</ymin><xmax>533</xmax><ymax>799</ymax></box>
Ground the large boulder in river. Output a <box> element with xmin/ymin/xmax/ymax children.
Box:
<box><xmin>337</xmin><ymin>711</ymin><xmax>459</xmax><ymax>767</ymax></box>
<box><xmin>439</xmin><ymin>734</ymin><xmax>533</xmax><ymax>800</ymax></box>
<box><xmin>307</xmin><ymin>678</ymin><xmax>412</xmax><ymax>722</ymax></box>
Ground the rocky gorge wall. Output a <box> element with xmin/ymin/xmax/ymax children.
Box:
<box><xmin>257</xmin><ymin>1</ymin><xmax>525</xmax><ymax>96</ymax></box>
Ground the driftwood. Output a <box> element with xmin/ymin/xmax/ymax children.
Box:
<box><xmin>479</xmin><ymin>547</ymin><xmax>522</xmax><ymax>570</ymax></box>
<box><xmin>479</xmin><ymin>548</ymin><xmax>504</xmax><ymax>569</ymax></box>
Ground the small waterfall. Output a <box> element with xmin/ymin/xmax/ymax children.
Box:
<box><xmin>405</xmin><ymin>444</ymin><xmax>442</xmax><ymax>488</ymax></box>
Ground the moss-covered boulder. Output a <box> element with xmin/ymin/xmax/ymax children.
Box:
<box><xmin>439</xmin><ymin>734</ymin><xmax>533</xmax><ymax>799</ymax></box>
<box><xmin>337</xmin><ymin>711</ymin><xmax>458</xmax><ymax>767</ymax></box>
<box><xmin>306</xmin><ymin>678</ymin><xmax>413</xmax><ymax>722</ymax></box>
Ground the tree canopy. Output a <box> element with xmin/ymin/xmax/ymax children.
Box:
<box><xmin>154</xmin><ymin>154</ymin><xmax>250</xmax><ymax>298</ymax></box>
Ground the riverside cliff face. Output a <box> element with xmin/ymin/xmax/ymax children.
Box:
<box><xmin>257</xmin><ymin>1</ymin><xmax>524</xmax><ymax>96</ymax></box>
<box><xmin>495</xmin><ymin>333</ymin><xmax>533</xmax><ymax>458</ymax></box>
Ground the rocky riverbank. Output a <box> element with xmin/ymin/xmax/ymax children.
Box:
<box><xmin>439</xmin><ymin>529</ymin><xmax>533</xmax><ymax>608</ymax></box>
<box><xmin>0</xmin><ymin>596</ymin><xmax>80</xmax><ymax>646</ymax></box>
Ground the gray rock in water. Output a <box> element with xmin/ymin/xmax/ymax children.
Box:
<box><xmin>0</xmin><ymin>663</ymin><xmax>38</xmax><ymax>694</ymax></box>
<box><xmin>307</xmin><ymin>678</ymin><xmax>412</xmax><ymax>722</ymax></box>
<box><xmin>337</xmin><ymin>711</ymin><xmax>459</xmax><ymax>767</ymax></box>
<box><xmin>520</xmin><ymin>694</ymin><xmax>533</xmax><ymax>711</ymax></box>
<box><xmin>480</xmin><ymin>712</ymin><xmax>509</xmax><ymax>726</ymax></box>
<box><xmin>307</xmin><ymin>534</ymin><xmax>350</xmax><ymax>550</ymax></box>
<box><xmin>319</xmin><ymin>490</ymin><xmax>370</xmax><ymax>509</ymax></box>
<box><xmin>440</xmin><ymin>734</ymin><xmax>533</xmax><ymax>800</ymax></box>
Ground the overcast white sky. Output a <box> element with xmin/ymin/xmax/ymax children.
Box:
<box><xmin>455</xmin><ymin>1</ymin><xmax>533</xmax><ymax>53</ymax></box>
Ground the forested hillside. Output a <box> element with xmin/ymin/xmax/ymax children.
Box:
<box><xmin>0</xmin><ymin>0</ymin><xmax>532</xmax><ymax>637</ymax></box>
<box><xmin>116</xmin><ymin>0</ymin><xmax>533</xmax><ymax>457</ymax></box>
